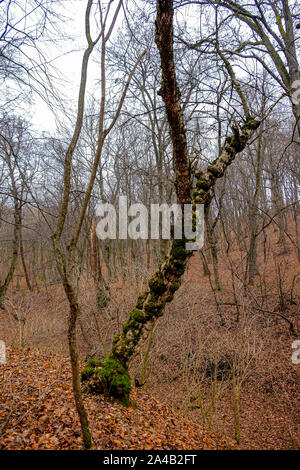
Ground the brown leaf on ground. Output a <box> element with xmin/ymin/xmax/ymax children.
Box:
<box><xmin>0</xmin><ymin>347</ymin><xmax>235</xmax><ymax>450</ymax></box>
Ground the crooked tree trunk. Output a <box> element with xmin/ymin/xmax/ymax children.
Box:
<box><xmin>62</xmin><ymin>267</ymin><xmax>93</xmax><ymax>449</ymax></box>
<box><xmin>50</xmin><ymin>0</ymin><xmax>100</xmax><ymax>449</ymax></box>
<box><xmin>84</xmin><ymin>119</ymin><xmax>261</xmax><ymax>403</ymax></box>
<box><xmin>82</xmin><ymin>0</ymin><xmax>261</xmax><ymax>404</ymax></box>
<box><xmin>51</xmin><ymin>0</ymin><xmax>145</xmax><ymax>448</ymax></box>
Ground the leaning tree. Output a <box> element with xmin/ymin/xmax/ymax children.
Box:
<box><xmin>82</xmin><ymin>0</ymin><xmax>261</xmax><ymax>411</ymax></box>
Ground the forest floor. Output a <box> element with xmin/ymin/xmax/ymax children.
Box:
<box><xmin>0</xmin><ymin>347</ymin><xmax>235</xmax><ymax>450</ymax></box>
<box><xmin>149</xmin><ymin>244</ymin><xmax>300</xmax><ymax>450</ymax></box>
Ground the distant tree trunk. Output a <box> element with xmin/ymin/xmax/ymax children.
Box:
<box><xmin>271</xmin><ymin>176</ymin><xmax>287</xmax><ymax>249</ymax></box>
<box><xmin>20</xmin><ymin>228</ymin><xmax>32</xmax><ymax>291</ymax></box>
<box><xmin>199</xmin><ymin>249</ymin><xmax>210</xmax><ymax>276</ymax></box>
<box><xmin>0</xmin><ymin>185</ymin><xmax>21</xmax><ymax>307</ymax></box>
<box><xmin>101</xmin><ymin>241</ymin><xmax>114</xmax><ymax>281</ymax></box>
<box><xmin>292</xmin><ymin>175</ymin><xmax>300</xmax><ymax>263</ymax></box>
<box><xmin>205</xmin><ymin>209</ymin><xmax>221</xmax><ymax>290</ymax></box>
<box><xmin>247</xmin><ymin>125</ymin><xmax>264</xmax><ymax>284</ymax></box>
<box><xmin>91</xmin><ymin>220</ymin><xmax>108</xmax><ymax>310</ymax></box>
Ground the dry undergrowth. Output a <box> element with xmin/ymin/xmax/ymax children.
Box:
<box><xmin>0</xmin><ymin>347</ymin><xmax>235</xmax><ymax>450</ymax></box>
<box><xmin>0</xmin><ymin>230</ymin><xmax>299</xmax><ymax>450</ymax></box>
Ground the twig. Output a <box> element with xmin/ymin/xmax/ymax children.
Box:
<box><xmin>13</xmin><ymin>378</ymin><xmax>59</xmax><ymax>428</ymax></box>
<box><xmin>0</xmin><ymin>405</ymin><xmax>15</xmax><ymax>436</ymax></box>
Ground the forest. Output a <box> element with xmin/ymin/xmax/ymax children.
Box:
<box><xmin>0</xmin><ymin>0</ymin><xmax>299</xmax><ymax>452</ymax></box>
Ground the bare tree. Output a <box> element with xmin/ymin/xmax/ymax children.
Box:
<box><xmin>0</xmin><ymin>115</ymin><xmax>36</xmax><ymax>305</ymax></box>
<box><xmin>0</xmin><ymin>0</ymin><xmax>63</xmax><ymax>111</ymax></box>
<box><xmin>182</xmin><ymin>0</ymin><xmax>300</xmax><ymax>135</ymax></box>
<box><xmin>51</xmin><ymin>0</ymin><xmax>146</xmax><ymax>449</ymax></box>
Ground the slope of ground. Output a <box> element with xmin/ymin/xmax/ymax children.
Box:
<box><xmin>0</xmin><ymin>347</ymin><xmax>235</xmax><ymax>450</ymax></box>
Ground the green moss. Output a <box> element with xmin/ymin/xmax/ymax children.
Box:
<box><xmin>122</xmin><ymin>308</ymin><xmax>146</xmax><ymax>336</ymax></box>
<box><xmin>225</xmin><ymin>136</ymin><xmax>234</xmax><ymax>145</ymax></box>
<box><xmin>144</xmin><ymin>297</ymin><xmax>164</xmax><ymax>317</ymax></box>
<box><xmin>169</xmin><ymin>280</ymin><xmax>181</xmax><ymax>292</ymax></box>
<box><xmin>164</xmin><ymin>259</ymin><xmax>185</xmax><ymax>277</ymax></box>
<box><xmin>87</xmin><ymin>359</ymin><xmax>102</xmax><ymax>367</ymax></box>
<box><xmin>81</xmin><ymin>366</ymin><xmax>96</xmax><ymax>381</ymax></box>
<box><xmin>171</xmin><ymin>260</ymin><xmax>186</xmax><ymax>276</ymax></box>
<box><xmin>224</xmin><ymin>144</ymin><xmax>235</xmax><ymax>157</ymax></box>
<box><xmin>170</xmin><ymin>239</ymin><xmax>187</xmax><ymax>261</ymax></box>
<box><xmin>136</xmin><ymin>292</ymin><xmax>148</xmax><ymax>309</ymax></box>
<box><xmin>196</xmin><ymin>177</ymin><xmax>211</xmax><ymax>191</ymax></box>
<box><xmin>207</xmin><ymin>164</ymin><xmax>223</xmax><ymax>178</ymax></box>
<box><xmin>100</xmin><ymin>357</ymin><xmax>131</xmax><ymax>403</ymax></box>
<box><xmin>112</xmin><ymin>333</ymin><xmax>121</xmax><ymax>345</ymax></box>
<box><xmin>122</xmin><ymin>319</ymin><xmax>131</xmax><ymax>335</ymax></box>
<box><xmin>192</xmin><ymin>189</ymin><xmax>201</xmax><ymax>201</ymax></box>
<box><xmin>131</xmin><ymin>308</ymin><xmax>144</xmax><ymax>322</ymax></box>
<box><xmin>243</xmin><ymin>119</ymin><xmax>260</xmax><ymax>130</ymax></box>
<box><xmin>81</xmin><ymin>359</ymin><xmax>103</xmax><ymax>382</ymax></box>
<box><xmin>81</xmin><ymin>356</ymin><xmax>131</xmax><ymax>406</ymax></box>
<box><xmin>148</xmin><ymin>272</ymin><xmax>168</xmax><ymax>296</ymax></box>
<box><xmin>193</xmin><ymin>187</ymin><xmax>207</xmax><ymax>203</ymax></box>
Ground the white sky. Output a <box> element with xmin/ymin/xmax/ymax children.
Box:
<box><xmin>30</xmin><ymin>0</ymin><xmax>126</xmax><ymax>133</ymax></box>
<box><xmin>6</xmin><ymin>0</ymin><xmax>291</xmax><ymax>134</ymax></box>
<box><xmin>30</xmin><ymin>1</ymin><xmax>88</xmax><ymax>132</ymax></box>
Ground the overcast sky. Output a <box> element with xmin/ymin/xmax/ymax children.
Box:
<box><xmin>30</xmin><ymin>1</ymin><xmax>89</xmax><ymax>132</ymax></box>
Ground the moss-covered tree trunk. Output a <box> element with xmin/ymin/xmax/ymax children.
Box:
<box><xmin>82</xmin><ymin>0</ymin><xmax>261</xmax><ymax>405</ymax></box>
